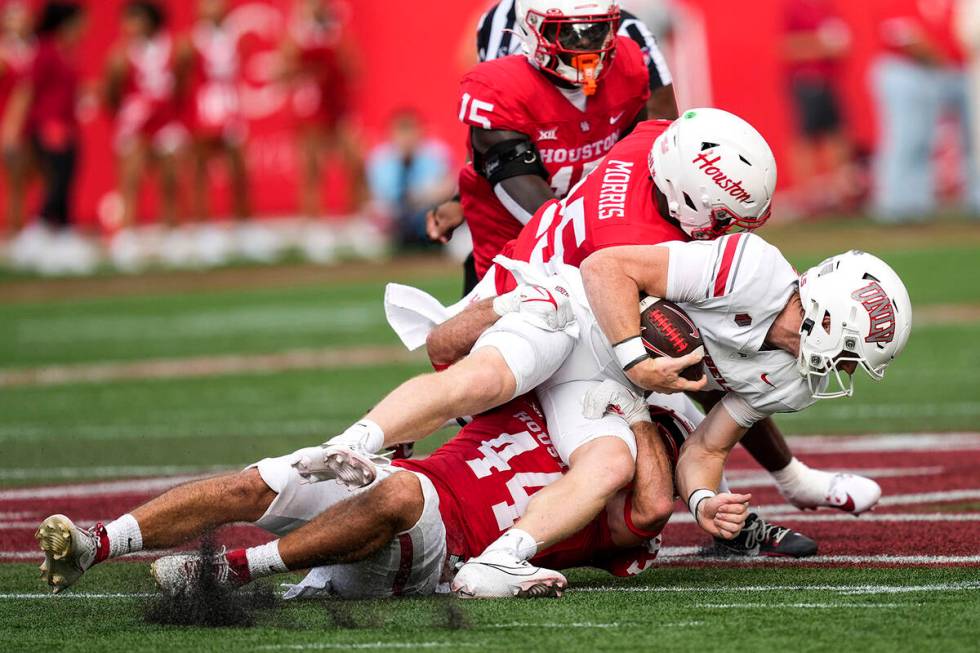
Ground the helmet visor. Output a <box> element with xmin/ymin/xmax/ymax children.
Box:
<box><xmin>689</xmin><ymin>203</ymin><xmax>773</xmax><ymax>240</ymax></box>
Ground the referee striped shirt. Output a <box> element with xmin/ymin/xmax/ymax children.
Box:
<box><xmin>476</xmin><ymin>0</ymin><xmax>672</xmax><ymax>91</ymax></box>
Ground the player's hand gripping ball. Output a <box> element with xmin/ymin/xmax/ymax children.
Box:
<box><xmin>639</xmin><ymin>297</ymin><xmax>705</xmax><ymax>382</ymax></box>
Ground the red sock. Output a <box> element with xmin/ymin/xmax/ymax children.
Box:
<box><xmin>224</xmin><ymin>548</ymin><xmax>252</xmax><ymax>584</ymax></box>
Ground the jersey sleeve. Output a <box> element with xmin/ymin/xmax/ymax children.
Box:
<box><xmin>458</xmin><ymin>63</ymin><xmax>530</xmax><ymax>134</ymax></box>
<box><xmin>618</xmin><ymin>11</ymin><xmax>672</xmax><ymax>90</ymax></box>
<box><xmin>610</xmin><ymin>36</ymin><xmax>653</xmax><ymax>106</ymax></box>
<box><xmin>721</xmin><ymin>392</ymin><xmax>767</xmax><ymax>428</ymax></box>
<box><xmin>666</xmin><ymin>234</ymin><xmax>797</xmax><ymax>348</ymax></box>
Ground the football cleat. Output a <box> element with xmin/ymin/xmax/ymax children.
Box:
<box><xmin>784</xmin><ymin>472</ymin><xmax>881</xmax><ymax>515</ymax></box>
<box><xmin>150</xmin><ymin>549</ymin><xmax>247</xmax><ymax>597</ymax></box>
<box><xmin>35</xmin><ymin>514</ymin><xmax>102</xmax><ymax>594</ymax></box>
<box><xmin>451</xmin><ymin>549</ymin><xmax>567</xmax><ymax>599</ymax></box>
<box><xmin>712</xmin><ymin>513</ymin><xmax>818</xmax><ymax>558</ymax></box>
<box><xmin>292</xmin><ymin>443</ymin><xmax>387</xmax><ymax>488</ymax></box>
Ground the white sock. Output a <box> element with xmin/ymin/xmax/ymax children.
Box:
<box><xmin>485</xmin><ymin>528</ymin><xmax>538</xmax><ymax>561</ymax></box>
<box><xmin>104</xmin><ymin>514</ymin><xmax>143</xmax><ymax>558</ymax></box>
<box><xmin>245</xmin><ymin>540</ymin><xmax>288</xmax><ymax>579</ymax></box>
<box><xmin>331</xmin><ymin>419</ymin><xmax>385</xmax><ymax>453</ymax></box>
<box><xmin>771</xmin><ymin>457</ymin><xmax>831</xmax><ymax>501</ymax></box>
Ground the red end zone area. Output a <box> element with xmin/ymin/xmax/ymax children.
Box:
<box><xmin>3</xmin><ymin>433</ymin><xmax>980</xmax><ymax>569</ymax></box>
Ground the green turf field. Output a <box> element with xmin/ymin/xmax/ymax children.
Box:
<box><xmin>1</xmin><ymin>219</ymin><xmax>978</xmax><ymax>479</ymax></box>
<box><xmin>0</xmin><ymin>565</ymin><xmax>978</xmax><ymax>653</ymax></box>
<box><xmin>1</xmin><ymin>218</ymin><xmax>979</xmax><ymax>651</ymax></box>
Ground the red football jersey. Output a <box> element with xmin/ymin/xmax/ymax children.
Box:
<box><xmin>458</xmin><ymin>36</ymin><xmax>651</xmax><ymax>277</ymax></box>
<box><xmin>393</xmin><ymin>396</ymin><xmax>658</xmax><ymax>575</ymax></box>
<box><xmin>496</xmin><ymin>120</ymin><xmax>689</xmax><ymax>293</ymax></box>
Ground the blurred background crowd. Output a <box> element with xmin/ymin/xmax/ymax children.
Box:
<box><xmin>0</xmin><ymin>0</ymin><xmax>978</xmax><ymax>276</ymax></box>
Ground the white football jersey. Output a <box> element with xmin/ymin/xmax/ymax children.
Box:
<box><xmin>661</xmin><ymin>233</ymin><xmax>821</xmax><ymax>425</ymax></box>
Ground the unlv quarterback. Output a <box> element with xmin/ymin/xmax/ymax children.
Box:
<box><xmin>452</xmin><ymin>0</ymin><xmax>651</xmax><ymax>280</ymax></box>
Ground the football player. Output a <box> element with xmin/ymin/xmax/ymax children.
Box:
<box><xmin>35</xmin><ymin>396</ymin><xmax>671</xmax><ymax>598</ymax></box>
<box><xmin>431</xmin><ymin>0</ymin><xmax>678</xmax><ymax>287</ymax></box>
<box><xmin>578</xmin><ymin>238</ymin><xmax>913</xmax><ymax>558</ymax></box>
<box><xmin>428</xmin><ymin>0</ymin><xmax>653</xmax><ymax>292</ymax></box>
<box><xmin>437</xmin><ymin>109</ymin><xmax>876</xmax><ymax>550</ymax></box>
<box><xmin>447</xmin><ymin>236</ymin><xmax>910</xmax><ymax>597</ymax></box>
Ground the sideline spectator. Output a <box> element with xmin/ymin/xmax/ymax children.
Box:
<box><xmin>782</xmin><ymin>0</ymin><xmax>859</xmax><ymax>214</ymax></box>
<box><xmin>0</xmin><ymin>0</ymin><xmax>35</xmax><ymax>235</ymax></box>
<box><xmin>871</xmin><ymin>0</ymin><xmax>979</xmax><ymax>221</ymax></box>
<box><xmin>281</xmin><ymin>0</ymin><xmax>366</xmax><ymax>220</ymax></box>
<box><xmin>367</xmin><ymin>109</ymin><xmax>453</xmax><ymax>250</ymax></box>
<box><xmin>3</xmin><ymin>1</ymin><xmax>96</xmax><ymax>274</ymax></box>
<box><xmin>955</xmin><ymin>0</ymin><xmax>980</xmax><ymax>198</ymax></box>
<box><xmin>104</xmin><ymin>1</ymin><xmax>187</xmax><ymax>270</ymax></box>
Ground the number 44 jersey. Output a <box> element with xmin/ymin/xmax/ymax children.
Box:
<box><xmin>393</xmin><ymin>396</ymin><xmax>659</xmax><ymax>577</ymax></box>
<box><xmin>458</xmin><ymin>36</ymin><xmax>651</xmax><ymax>277</ymax></box>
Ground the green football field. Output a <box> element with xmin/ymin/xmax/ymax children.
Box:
<box><xmin>1</xmin><ymin>217</ymin><xmax>979</xmax><ymax>651</ymax></box>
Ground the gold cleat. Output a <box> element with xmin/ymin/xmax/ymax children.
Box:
<box><xmin>35</xmin><ymin>514</ymin><xmax>99</xmax><ymax>594</ymax></box>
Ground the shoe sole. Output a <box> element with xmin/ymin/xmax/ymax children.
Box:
<box><xmin>515</xmin><ymin>577</ymin><xmax>566</xmax><ymax>599</ymax></box>
<box><xmin>35</xmin><ymin>515</ymin><xmax>76</xmax><ymax>593</ymax></box>
<box><xmin>451</xmin><ymin>576</ymin><xmax>567</xmax><ymax>599</ymax></box>
<box><xmin>324</xmin><ymin>448</ymin><xmax>377</xmax><ymax>488</ymax></box>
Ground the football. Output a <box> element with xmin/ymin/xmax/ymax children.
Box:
<box><xmin>638</xmin><ymin>297</ymin><xmax>705</xmax><ymax>381</ymax></box>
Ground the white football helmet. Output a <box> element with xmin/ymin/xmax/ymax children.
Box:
<box><xmin>515</xmin><ymin>0</ymin><xmax>620</xmax><ymax>95</ymax></box>
<box><xmin>649</xmin><ymin>108</ymin><xmax>777</xmax><ymax>240</ymax></box>
<box><xmin>797</xmin><ymin>250</ymin><xmax>912</xmax><ymax>399</ymax></box>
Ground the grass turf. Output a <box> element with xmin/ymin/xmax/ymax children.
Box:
<box><xmin>0</xmin><ymin>564</ymin><xmax>977</xmax><ymax>653</ymax></box>
<box><xmin>1</xmin><ymin>219</ymin><xmax>979</xmax><ymax>649</ymax></box>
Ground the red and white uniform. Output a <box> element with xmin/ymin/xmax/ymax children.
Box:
<box><xmin>288</xmin><ymin>11</ymin><xmax>349</xmax><ymax>129</ymax></box>
<box><xmin>186</xmin><ymin>21</ymin><xmax>246</xmax><ymax>143</ymax></box>
<box><xmin>496</xmin><ymin>119</ymin><xmax>688</xmax><ymax>293</ymax></box>
<box><xmin>250</xmin><ymin>396</ymin><xmax>658</xmax><ymax>599</ymax></box>
<box><xmin>113</xmin><ymin>34</ymin><xmax>186</xmax><ymax>153</ymax></box>
<box><xmin>660</xmin><ymin>233</ymin><xmax>816</xmax><ymax>426</ymax></box>
<box><xmin>458</xmin><ymin>36</ymin><xmax>651</xmax><ymax>277</ymax></box>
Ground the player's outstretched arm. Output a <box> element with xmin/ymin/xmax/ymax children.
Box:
<box><xmin>426</xmin><ymin>298</ymin><xmax>499</xmax><ymax>367</ymax></box>
<box><xmin>581</xmin><ymin>246</ymin><xmax>706</xmax><ymax>394</ymax></box>
<box><xmin>427</xmin><ymin>285</ymin><xmax>576</xmax><ymax>367</ymax></box>
<box><xmin>675</xmin><ymin>402</ymin><xmax>751</xmax><ymax>539</ymax></box>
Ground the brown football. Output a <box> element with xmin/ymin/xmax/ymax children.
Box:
<box><xmin>639</xmin><ymin>297</ymin><xmax>705</xmax><ymax>382</ymax></box>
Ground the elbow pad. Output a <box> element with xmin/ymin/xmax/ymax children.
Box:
<box><xmin>478</xmin><ymin>137</ymin><xmax>549</xmax><ymax>186</ymax></box>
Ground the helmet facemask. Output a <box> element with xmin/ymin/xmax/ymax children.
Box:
<box><xmin>523</xmin><ymin>8</ymin><xmax>620</xmax><ymax>95</ymax></box>
<box><xmin>797</xmin><ymin>260</ymin><xmax>902</xmax><ymax>400</ymax></box>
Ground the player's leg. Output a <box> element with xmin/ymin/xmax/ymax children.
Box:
<box><xmin>452</xmin><ymin>381</ymin><xmax>643</xmax><ymax>598</ymax></box>
<box><xmin>35</xmin><ymin>470</ymin><xmax>276</xmax><ymax>594</ymax></box>
<box><xmin>153</xmin><ymin>467</ymin><xmax>445</xmax><ymax>599</ymax></box>
<box><xmin>226</xmin><ymin>141</ymin><xmax>250</xmax><ymax>220</ymax></box>
<box><xmin>298</xmin><ymin>126</ymin><xmax>323</xmax><ymax>218</ymax></box>
<box><xmin>300</xmin><ymin>315</ymin><xmax>574</xmax><ymax>487</ymax></box>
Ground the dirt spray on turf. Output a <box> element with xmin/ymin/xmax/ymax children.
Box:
<box><xmin>142</xmin><ymin>536</ymin><xmax>279</xmax><ymax>628</ymax></box>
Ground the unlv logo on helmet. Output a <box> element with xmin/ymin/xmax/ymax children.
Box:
<box><xmin>851</xmin><ymin>281</ymin><xmax>896</xmax><ymax>344</ymax></box>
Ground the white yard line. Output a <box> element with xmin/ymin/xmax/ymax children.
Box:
<box><xmin>654</xmin><ymin>549</ymin><xmax>980</xmax><ymax>565</ymax></box>
<box><xmin>0</xmin><ymin>474</ymin><xmax>213</xmax><ymax>501</ymax></box>
<box><xmin>0</xmin><ymin>465</ymin><xmax>235</xmax><ymax>481</ymax></box>
<box><xmin>257</xmin><ymin>644</ymin><xmax>479</xmax><ymax>651</ymax></box>
<box><xmin>785</xmin><ymin>432</ymin><xmax>980</xmax><ymax>453</ymax></box>
<box><xmin>575</xmin><ymin>581</ymin><xmax>980</xmax><ymax>594</ymax></box>
<box><xmin>0</xmin><ymin>345</ymin><xmax>420</xmax><ymax>388</ymax></box>
<box><xmin>693</xmin><ymin>602</ymin><xmax>914</xmax><ymax>609</ymax></box>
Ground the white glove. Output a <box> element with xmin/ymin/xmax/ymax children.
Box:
<box><xmin>582</xmin><ymin>379</ymin><xmax>652</xmax><ymax>426</ymax></box>
<box><xmin>492</xmin><ymin>283</ymin><xmax>575</xmax><ymax>332</ymax></box>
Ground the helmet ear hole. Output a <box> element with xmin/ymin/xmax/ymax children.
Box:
<box><xmin>683</xmin><ymin>192</ymin><xmax>697</xmax><ymax>211</ymax></box>
<box><xmin>821</xmin><ymin>310</ymin><xmax>832</xmax><ymax>335</ymax></box>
